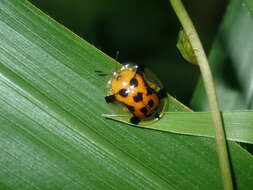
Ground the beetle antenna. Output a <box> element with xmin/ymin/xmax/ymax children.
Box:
<box><xmin>115</xmin><ymin>50</ymin><xmax>120</xmax><ymax>61</ymax></box>
<box><xmin>95</xmin><ymin>70</ymin><xmax>111</xmax><ymax>76</ymax></box>
<box><xmin>95</xmin><ymin>50</ymin><xmax>120</xmax><ymax>77</ymax></box>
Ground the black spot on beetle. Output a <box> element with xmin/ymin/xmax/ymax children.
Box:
<box><xmin>126</xmin><ymin>105</ymin><xmax>135</xmax><ymax>112</ymax></box>
<box><xmin>119</xmin><ymin>89</ymin><xmax>128</xmax><ymax>97</ymax></box>
<box><xmin>133</xmin><ymin>92</ymin><xmax>143</xmax><ymax>102</ymax></box>
<box><xmin>140</xmin><ymin>107</ymin><xmax>148</xmax><ymax>114</ymax></box>
<box><xmin>148</xmin><ymin>99</ymin><xmax>154</xmax><ymax>107</ymax></box>
<box><xmin>130</xmin><ymin>78</ymin><xmax>138</xmax><ymax>87</ymax></box>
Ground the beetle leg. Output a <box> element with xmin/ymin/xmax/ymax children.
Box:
<box><xmin>105</xmin><ymin>95</ymin><xmax>116</xmax><ymax>103</ymax></box>
<box><xmin>154</xmin><ymin>113</ymin><xmax>160</xmax><ymax>119</ymax></box>
<box><xmin>136</xmin><ymin>64</ymin><xmax>145</xmax><ymax>75</ymax></box>
<box><xmin>130</xmin><ymin>116</ymin><xmax>141</xmax><ymax>124</ymax></box>
<box><xmin>157</xmin><ymin>88</ymin><xmax>167</xmax><ymax>99</ymax></box>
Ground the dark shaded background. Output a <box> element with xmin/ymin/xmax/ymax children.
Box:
<box><xmin>28</xmin><ymin>0</ymin><xmax>227</xmax><ymax>106</ymax></box>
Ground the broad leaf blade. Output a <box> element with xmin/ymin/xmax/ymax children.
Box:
<box><xmin>0</xmin><ymin>0</ymin><xmax>253</xmax><ymax>190</ymax></box>
<box><xmin>191</xmin><ymin>0</ymin><xmax>253</xmax><ymax>110</ymax></box>
<box><xmin>245</xmin><ymin>0</ymin><xmax>253</xmax><ymax>17</ymax></box>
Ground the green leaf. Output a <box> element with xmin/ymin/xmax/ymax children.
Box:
<box><xmin>1</xmin><ymin>0</ymin><xmax>253</xmax><ymax>189</ymax></box>
<box><xmin>191</xmin><ymin>0</ymin><xmax>253</xmax><ymax>110</ymax></box>
<box><xmin>245</xmin><ymin>0</ymin><xmax>253</xmax><ymax>16</ymax></box>
<box><xmin>104</xmin><ymin>108</ymin><xmax>253</xmax><ymax>144</ymax></box>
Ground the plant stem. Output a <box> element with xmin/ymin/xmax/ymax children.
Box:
<box><xmin>169</xmin><ymin>0</ymin><xmax>234</xmax><ymax>190</ymax></box>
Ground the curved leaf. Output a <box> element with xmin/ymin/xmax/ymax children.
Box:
<box><xmin>1</xmin><ymin>0</ymin><xmax>253</xmax><ymax>189</ymax></box>
<box><xmin>104</xmin><ymin>108</ymin><xmax>253</xmax><ymax>144</ymax></box>
<box><xmin>191</xmin><ymin>0</ymin><xmax>253</xmax><ymax>110</ymax></box>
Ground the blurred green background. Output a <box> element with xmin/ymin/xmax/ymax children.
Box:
<box><xmin>28</xmin><ymin>0</ymin><xmax>227</xmax><ymax>106</ymax></box>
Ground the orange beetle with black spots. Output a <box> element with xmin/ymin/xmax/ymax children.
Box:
<box><xmin>105</xmin><ymin>64</ymin><xmax>167</xmax><ymax>124</ymax></box>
